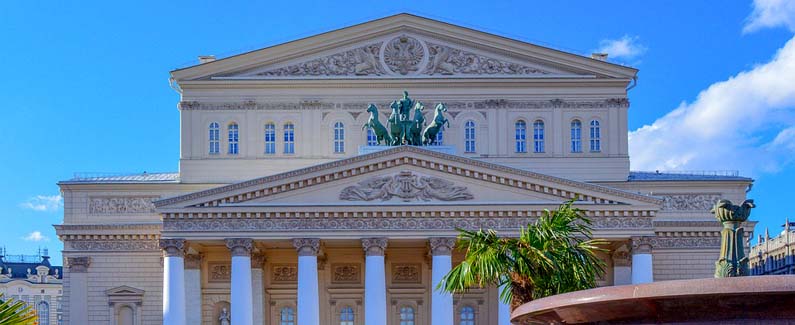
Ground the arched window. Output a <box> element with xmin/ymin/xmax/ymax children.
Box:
<box><xmin>228</xmin><ymin>123</ymin><xmax>239</xmax><ymax>155</ymax></box>
<box><xmin>340</xmin><ymin>306</ymin><xmax>354</xmax><ymax>325</ymax></box>
<box><xmin>533</xmin><ymin>120</ymin><xmax>545</xmax><ymax>153</ymax></box>
<box><xmin>433</xmin><ymin>130</ymin><xmax>444</xmax><ymax>146</ymax></box>
<box><xmin>264</xmin><ymin>123</ymin><xmax>276</xmax><ymax>154</ymax></box>
<box><xmin>208</xmin><ymin>122</ymin><xmax>220</xmax><ymax>154</ymax></box>
<box><xmin>464</xmin><ymin>120</ymin><xmax>476</xmax><ymax>153</ymax></box>
<box><xmin>284</xmin><ymin>123</ymin><xmax>295</xmax><ymax>154</ymax></box>
<box><xmin>515</xmin><ymin>120</ymin><xmax>527</xmax><ymax>153</ymax></box>
<box><xmin>460</xmin><ymin>306</ymin><xmax>475</xmax><ymax>325</ymax></box>
<box><xmin>37</xmin><ymin>301</ymin><xmax>50</xmax><ymax>325</ymax></box>
<box><xmin>334</xmin><ymin>122</ymin><xmax>345</xmax><ymax>153</ymax></box>
<box><xmin>590</xmin><ymin>120</ymin><xmax>601</xmax><ymax>152</ymax></box>
<box><xmin>280</xmin><ymin>307</ymin><xmax>295</xmax><ymax>325</ymax></box>
<box><xmin>366</xmin><ymin>128</ymin><xmax>377</xmax><ymax>146</ymax></box>
<box><xmin>570</xmin><ymin>120</ymin><xmax>582</xmax><ymax>153</ymax></box>
<box><xmin>400</xmin><ymin>306</ymin><xmax>415</xmax><ymax>325</ymax></box>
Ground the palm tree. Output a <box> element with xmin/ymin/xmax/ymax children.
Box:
<box><xmin>0</xmin><ymin>293</ymin><xmax>37</xmax><ymax>325</ymax></box>
<box><xmin>438</xmin><ymin>200</ymin><xmax>606</xmax><ymax>310</ymax></box>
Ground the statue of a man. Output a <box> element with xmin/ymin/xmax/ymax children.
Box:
<box><xmin>219</xmin><ymin>307</ymin><xmax>230</xmax><ymax>325</ymax></box>
<box><xmin>398</xmin><ymin>90</ymin><xmax>414</xmax><ymax>118</ymax></box>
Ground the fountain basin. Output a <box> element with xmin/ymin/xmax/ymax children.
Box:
<box><xmin>511</xmin><ymin>275</ymin><xmax>795</xmax><ymax>324</ymax></box>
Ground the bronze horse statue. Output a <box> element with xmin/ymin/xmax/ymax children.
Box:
<box><xmin>408</xmin><ymin>102</ymin><xmax>425</xmax><ymax>145</ymax></box>
<box><xmin>422</xmin><ymin>103</ymin><xmax>449</xmax><ymax>145</ymax></box>
<box><xmin>362</xmin><ymin>103</ymin><xmax>391</xmax><ymax>145</ymax></box>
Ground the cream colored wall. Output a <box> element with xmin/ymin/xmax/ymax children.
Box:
<box><xmin>653</xmin><ymin>249</ymin><xmax>719</xmax><ymax>281</ymax></box>
<box><xmin>0</xmin><ymin>281</ymin><xmax>62</xmax><ymax>325</ymax></box>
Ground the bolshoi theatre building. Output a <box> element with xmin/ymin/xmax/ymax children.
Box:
<box><xmin>55</xmin><ymin>14</ymin><xmax>754</xmax><ymax>325</ymax></box>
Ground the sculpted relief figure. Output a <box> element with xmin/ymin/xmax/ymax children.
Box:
<box><xmin>339</xmin><ymin>171</ymin><xmax>473</xmax><ymax>202</ymax></box>
<box><xmin>219</xmin><ymin>308</ymin><xmax>230</xmax><ymax>325</ymax></box>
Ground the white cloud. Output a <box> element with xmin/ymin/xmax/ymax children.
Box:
<box><xmin>744</xmin><ymin>0</ymin><xmax>795</xmax><ymax>33</ymax></box>
<box><xmin>596</xmin><ymin>35</ymin><xmax>647</xmax><ymax>59</ymax></box>
<box><xmin>23</xmin><ymin>231</ymin><xmax>49</xmax><ymax>242</ymax></box>
<box><xmin>19</xmin><ymin>194</ymin><xmax>63</xmax><ymax>212</ymax></box>
<box><xmin>629</xmin><ymin>35</ymin><xmax>795</xmax><ymax>175</ymax></box>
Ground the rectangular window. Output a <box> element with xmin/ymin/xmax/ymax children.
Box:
<box><xmin>533</xmin><ymin>121</ymin><xmax>544</xmax><ymax>153</ymax></box>
<box><xmin>228</xmin><ymin>124</ymin><xmax>239</xmax><ymax>155</ymax></box>
<box><xmin>284</xmin><ymin>124</ymin><xmax>295</xmax><ymax>154</ymax></box>
<box><xmin>264</xmin><ymin>124</ymin><xmax>276</xmax><ymax>154</ymax></box>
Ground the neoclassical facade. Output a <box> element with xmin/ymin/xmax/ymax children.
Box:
<box><xmin>0</xmin><ymin>250</ymin><xmax>63</xmax><ymax>325</ymax></box>
<box><xmin>56</xmin><ymin>14</ymin><xmax>754</xmax><ymax>325</ymax></box>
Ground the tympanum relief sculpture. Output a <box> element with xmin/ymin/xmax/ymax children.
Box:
<box><xmin>339</xmin><ymin>170</ymin><xmax>473</xmax><ymax>202</ymax></box>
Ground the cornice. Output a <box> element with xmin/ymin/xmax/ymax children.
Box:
<box><xmin>177</xmin><ymin>78</ymin><xmax>631</xmax><ymax>90</ymax></box>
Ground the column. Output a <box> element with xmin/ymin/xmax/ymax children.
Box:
<box><xmin>631</xmin><ymin>237</ymin><xmax>653</xmax><ymax>284</ymax></box>
<box><xmin>226</xmin><ymin>238</ymin><xmax>254</xmax><ymax>325</ymax></box>
<box><xmin>612</xmin><ymin>244</ymin><xmax>632</xmax><ymax>285</ymax></box>
<box><xmin>293</xmin><ymin>238</ymin><xmax>320</xmax><ymax>325</ymax></box>
<box><xmin>251</xmin><ymin>253</ymin><xmax>266</xmax><ymax>325</ymax></box>
<box><xmin>184</xmin><ymin>254</ymin><xmax>203</xmax><ymax>325</ymax></box>
<box><xmin>498</xmin><ymin>283</ymin><xmax>511</xmax><ymax>325</ymax></box>
<box><xmin>430</xmin><ymin>237</ymin><xmax>456</xmax><ymax>325</ymax></box>
<box><xmin>362</xmin><ymin>238</ymin><xmax>388</xmax><ymax>325</ymax></box>
<box><xmin>160</xmin><ymin>239</ymin><xmax>186</xmax><ymax>325</ymax></box>
<box><xmin>65</xmin><ymin>256</ymin><xmax>90</xmax><ymax>325</ymax></box>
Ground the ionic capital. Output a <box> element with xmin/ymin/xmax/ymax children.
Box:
<box><xmin>184</xmin><ymin>254</ymin><xmax>203</xmax><ymax>269</ymax></box>
<box><xmin>66</xmin><ymin>256</ymin><xmax>91</xmax><ymax>273</ymax></box>
<box><xmin>159</xmin><ymin>238</ymin><xmax>186</xmax><ymax>257</ymax></box>
<box><xmin>631</xmin><ymin>236</ymin><xmax>654</xmax><ymax>255</ymax></box>
<box><xmin>225</xmin><ymin>238</ymin><xmax>254</xmax><ymax>257</ymax></box>
<box><xmin>251</xmin><ymin>253</ymin><xmax>267</xmax><ymax>269</ymax></box>
<box><xmin>293</xmin><ymin>238</ymin><xmax>320</xmax><ymax>256</ymax></box>
<box><xmin>429</xmin><ymin>237</ymin><xmax>457</xmax><ymax>256</ymax></box>
<box><xmin>362</xmin><ymin>238</ymin><xmax>388</xmax><ymax>256</ymax></box>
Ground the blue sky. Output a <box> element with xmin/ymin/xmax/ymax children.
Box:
<box><xmin>2</xmin><ymin>0</ymin><xmax>794</xmax><ymax>263</ymax></box>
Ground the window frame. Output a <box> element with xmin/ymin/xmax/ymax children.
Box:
<box><xmin>208</xmin><ymin>122</ymin><xmax>220</xmax><ymax>155</ymax></box>
<box><xmin>333</xmin><ymin>121</ymin><xmax>345</xmax><ymax>153</ymax></box>
<box><xmin>589</xmin><ymin>119</ymin><xmax>601</xmax><ymax>152</ymax></box>
<box><xmin>264</xmin><ymin>122</ymin><xmax>276</xmax><ymax>154</ymax></box>
<box><xmin>227</xmin><ymin>122</ymin><xmax>239</xmax><ymax>155</ymax></box>
<box><xmin>464</xmin><ymin>120</ymin><xmax>476</xmax><ymax>153</ymax></box>
<box><xmin>283</xmin><ymin>123</ymin><xmax>295</xmax><ymax>154</ymax></box>
<box><xmin>533</xmin><ymin>119</ymin><xmax>545</xmax><ymax>153</ymax></box>
<box><xmin>515</xmin><ymin>120</ymin><xmax>527</xmax><ymax>153</ymax></box>
<box><xmin>570</xmin><ymin>119</ymin><xmax>582</xmax><ymax>153</ymax></box>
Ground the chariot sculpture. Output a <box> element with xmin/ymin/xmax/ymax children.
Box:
<box><xmin>363</xmin><ymin>91</ymin><xmax>449</xmax><ymax>146</ymax></box>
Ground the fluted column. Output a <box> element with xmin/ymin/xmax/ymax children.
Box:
<box><xmin>251</xmin><ymin>253</ymin><xmax>266</xmax><ymax>325</ymax></box>
<box><xmin>294</xmin><ymin>238</ymin><xmax>320</xmax><ymax>325</ymax></box>
<box><xmin>65</xmin><ymin>256</ymin><xmax>90</xmax><ymax>325</ymax></box>
<box><xmin>226</xmin><ymin>238</ymin><xmax>254</xmax><ymax>325</ymax></box>
<box><xmin>430</xmin><ymin>237</ymin><xmax>456</xmax><ymax>325</ymax></box>
<box><xmin>185</xmin><ymin>254</ymin><xmax>203</xmax><ymax>325</ymax></box>
<box><xmin>362</xmin><ymin>238</ymin><xmax>388</xmax><ymax>325</ymax></box>
<box><xmin>160</xmin><ymin>239</ymin><xmax>186</xmax><ymax>325</ymax></box>
<box><xmin>631</xmin><ymin>237</ymin><xmax>653</xmax><ymax>284</ymax></box>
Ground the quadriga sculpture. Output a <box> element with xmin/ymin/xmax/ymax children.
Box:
<box><xmin>364</xmin><ymin>91</ymin><xmax>448</xmax><ymax>147</ymax></box>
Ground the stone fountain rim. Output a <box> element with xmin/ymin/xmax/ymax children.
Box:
<box><xmin>511</xmin><ymin>275</ymin><xmax>795</xmax><ymax>323</ymax></box>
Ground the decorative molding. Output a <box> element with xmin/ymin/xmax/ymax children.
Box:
<box><xmin>424</xmin><ymin>41</ymin><xmax>550</xmax><ymax>76</ymax></box>
<box><xmin>67</xmin><ymin>239</ymin><xmax>159</xmax><ymax>252</ymax></box>
<box><xmin>473</xmin><ymin>98</ymin><xmax>629</xmax><ymax>109</ymax></box>
<box><xmin>251</xmin><ymin>253</ymin><xmax>266</xmax><ymax>269</ymax></box>
<box><xmin>612</xmin><ymin>244</ymin><xmax>631</xmax><ymax>267</ymax></box>
<box><xmin>272</xmin><ymin>264</ymin><xmax>298</xmax><ymax>283</ymax></box>
<box><xmin>650</xmin><ymin>237</ymin><xmax>722</xmax><ymax>249</ymax></box>
<box><xmin>293</xmin><ymin>238</ymin><xmax>320</xmax><ymax>256</ymax></box>
<box><xmin>660</xmin><ymin>194</ymin><xmax>721</xmax><ymax>212</ymax></box>
<box><xmin>225</xmin><ymin>238</ymin><xmax>253</xmax><ymax>257</ymax></box>
<box><xmin>339</xmin><ymin>171</ymin><xmax>474</xmax><ymax>202</ymax></box>
<box><xmin>362</xmin><ymin>238</ymin><xmax>388</xmax><ymax>256</ymax></box>
<box><xmin>184</xmin><ymin>254</ymin><xmax>203</xmax><ymax>269</ymax></box>
<box><xmin>66</xmin><ymin>256</ymin><xmax>91</xmax><ymax>273</ymax></box>
<box><xmin>208</xmin><ymin>262</ymin><xmax>231</xmax><ymax>282</ymax></box>
<box><xmin>383</xmin><ymin>35</ymin><xmax>425</xmax><ymax>75</ymax></box>
<box><xmin>159</xmin><ymin>239</ymin><xmax>186</xmax><ymax>257</ymax></box>
<box><xmin>255</xmin><ymin>42</ymin><xmax>386</xmax><ymax>77</ymax></box>
<box><xmin>430</xmin><ymin>237</ymin><xmax>457</xmax><ymax>256</ymax></box>
<box><xmin>331</xmin><ymin>264</ymin><xmax>361</xmax><ymax>284</ymax></box>
<box><xmin>631</xmin><ymin>236</ymin><xmax>654</xmax><ymax>254</ymax></box>
<box><xmin>156</xmin><ymin>145</ymin><xmax>658</xmax><ymax>208</ymax></box>
<box><xmin>392</xmin><ymin>263</ymin><xmax>421</xmax><ymax>283</ymax></box>
<box><xmin>88</xmin><ymin>196</ymin><xmax>157</xmax><ymax>214</ymax></box>
<box><xmin>163</xmin><ymin>216</ymin><xmax>652</xmax><ymax>232</ymax></box>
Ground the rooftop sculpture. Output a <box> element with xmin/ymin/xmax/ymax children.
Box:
<box><xmin>363</xmin><ymin>91</ymin><xmax>448</xmax><ymax>146</ymax></box>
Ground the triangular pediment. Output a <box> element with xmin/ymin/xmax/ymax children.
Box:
<box><xmin>105</xmin><ymin>285</ymin><xmax>145</xmax><ymax>296</ymax></box>
<box><xmin>171</xmin><ymin>14</ymin><xmax>637</xmax><ymax>81</ymax></box>
<box><xmin>155</xmin><ymin>146</ymin><xmax>660</xmax><ymax>211</ymax></box>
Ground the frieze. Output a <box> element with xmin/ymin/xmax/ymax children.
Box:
<box><xmin>208</xmin><ymin>263</ymin><xmax>231</xmax><ymax>282</ymax></box>
<box><xmin>179</xmin><ymin>101</ymin><xmax>334</xmax><ymax>111</ymax></box>
<box><xmin>331</xmin><ymin>264</ymin><xmax>361</xmax><ymax>284</ymax></box>
<box><xmin>163</xmin><ymin>216</ymin><xmax>652</xmax><ymax>232</ymax></box>
<box><xmin>650</xmin><ymin>237</ymin><xmax>722</xmax><ymax>249</ymax></box>
<box><xmin>339</xmin><ymin>171</ymin><xmax>474</xmax><ymax>202</ymax></box>
<box><xmin>272</xmin><ymin>264</ymin><xmax>298</xmax><ymax>283</ymax></box>
<box><xmin>66</xmin><ymin>239</ymin><xmax>160</xmax><ymax>252</ymax></box>
<box><xmin>473</xmin><ymin>98</ymin><xmax>629</xmax><ymax>109</ymax></box>
<box><xmin>392</xmin><ymin>264</ymin><xmax>421</xmax><ymax>283</ymax></box>
<box><xmin>179</xmin><ymin>99</ymin><xmax>624</xmax><ymax>112</ymax></box>
<box><xmin>660</xmin><ymin>194</ymin><xmax>722</xmax><ymax>212</ymax></box>
<box><xmin>89</xmin><ymin>196</ymin><xmax>157</xmax><ymax>214</ymax></box>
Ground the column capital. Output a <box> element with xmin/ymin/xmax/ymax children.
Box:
<box><xmin>185</xmin><ymin>254</ymin><xmax>203</xmax><ymax>269</ymax></box>
<box><xmin>293</xmin><ymin>238</ymin><xmax>320</xmax><ymax>256</ymax></box>
<box><xmin>66</xmin><ymin>256</ymin><xmax>91</xmax><ymax>273</ymax></box>
<box><xmin>251</xmin><ymin>253</ymin><xmax>266</xmax><ymax>269</ymax></box>
<box><xmin>225</xmin><ymin>238</ymin><xmax>254</xmax><ymax>257</ymax></box>
<box><xmin>362</xmin><ymin>238</ymin><xmax>388</xmax><ymax>256</ymax></box>
<box><xmin>631</xmin><ymin>236</ymin><xmax>654</xmax><ymax>254</ymax></box>
<box><xmin>429</xmin><ymin>237</ymin><xmax>457</xmax><ymax>256</ymax></box>
<box><xmin>612</xmin><ymin>244</ymin><xmax>631</xmax><ymax>267</ymax></box>
<box><xmin>159</xmin><ymin>238</ymin><xmax>186</xmax><ymax>257</ymax></box>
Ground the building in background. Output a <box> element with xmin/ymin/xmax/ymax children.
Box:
<box><xmin>0</xmin><ymin>248</ymin><xmax>63</xmax><ymax>325</ymax></box>
<box><xmin>55</xmin><ymin>14</ymin><xmax>755</xmax><ymax>325</ymax></box>
<box><xmin>750</xmin><ymin>220</ymin><xmax>795</xmax><ymax>275</ymax></box>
